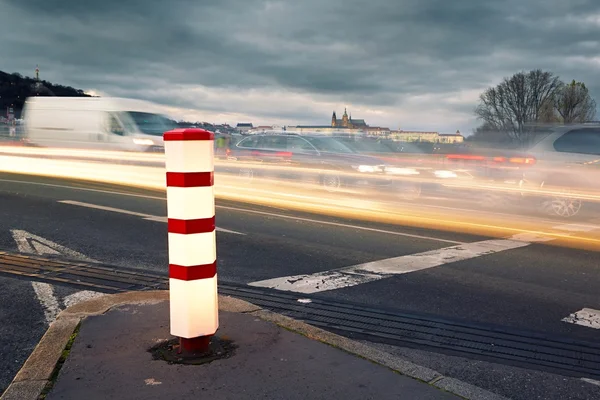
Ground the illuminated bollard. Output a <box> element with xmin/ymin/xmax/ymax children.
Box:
<box><xmin>163</xmin><ymin>128</ymin><xmax>218</xmax><ymax>352</ymax></box>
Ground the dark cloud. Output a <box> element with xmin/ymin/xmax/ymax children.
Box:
<box><xmin>1</xmin><ymin>0</ymin><xmax>599</xmax><ymax>130</ymax></box>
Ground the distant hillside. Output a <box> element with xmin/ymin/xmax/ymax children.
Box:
<box><xmin>0</xmin><ymin>71</ymin><xmax>236</xmax><ymax>131</ymax></box>
<box><xmin>0</xmin><ymin>70</ymin><xmax>90</xmax><ymax>119</ymax></box>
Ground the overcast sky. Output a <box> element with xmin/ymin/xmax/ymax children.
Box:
<box><xmin>1</xmin><ymin>0</ymin><xmax>599</xmax><ymax>133</ymax></box>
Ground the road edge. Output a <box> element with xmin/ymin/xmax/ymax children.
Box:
<box><xmin>0</xmin><ymin>290</ymin><xmax>509</xmax><ymax>400</ymax></box>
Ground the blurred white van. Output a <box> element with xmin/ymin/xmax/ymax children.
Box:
<box><xmin>22</xmin><ymin>97</ymin><xmax>176</xmax><ymax>152</ymax></box>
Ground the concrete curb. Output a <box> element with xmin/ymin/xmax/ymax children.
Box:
<box><xmin>0</xmin><ymin>291</ymin><xmax>509</xmax><ymax>400</ymax></box>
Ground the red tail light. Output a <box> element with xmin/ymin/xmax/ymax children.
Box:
<box><xmin>275</xmin><ymin>152</ymin><xmax>293</xmax><ymax>157</ymax></box>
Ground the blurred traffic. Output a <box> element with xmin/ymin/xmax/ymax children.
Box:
<box><xmin>2</xmin><ymin>96</ymin><xmax>600</xmax><ymax>250</ymax></box>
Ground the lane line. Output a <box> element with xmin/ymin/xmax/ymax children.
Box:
<box><xmin>0</xmin><ymin>178</ymin><xmax>166</xmax><ymax>200</ymax></box>
<box><xmin>11</xmin><ymin>230</ymin><xmax>104</xmax><ymax>324</ymax></box>
<box><xmin>3</xmin><ymin>177</ymin><xmax>596</xmax><ymax>244</ymax></box>
<box><xmin>215</xmin><ymin>204</ymin><xmax>465</xmax><ymax>245</ymax></box>
<box><xmin>0</xmin><ymin>178</ymin><xmax>561</xmax><ymax>226</ymax></box>
<box><xmin>6</xmin><ymin>177</ymin><xmax>600</xmax><ymax>245</ymax></box>
<box><xmin>249</xmin><ymin>236</ymin><xmax>531</xmax><ymax>293</ymax></box>
<box><xmin>561</xmin><ymin>308</ymin><xmax>600</xmax><ymax>329</ymax></box>
<box><xmin>57</xmin><ymin>200</ymin><xmax>245</xmax><ymax>235</ymax></box>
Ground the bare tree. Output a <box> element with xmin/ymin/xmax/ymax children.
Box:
<box><xmin>475</xmin><ymin>69</ymin><xmax>562</xmax><ymax>146</ymax></box>
<box><xmin>554</xmin><ymin>80</ymin><xmax>597</xmax><ymax>123</ymax></box>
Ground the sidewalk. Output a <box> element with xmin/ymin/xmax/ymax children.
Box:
<box><xmin>1</xmin><ymin>291</ymin><xmax>507</xmax><ymax>400</ymax></box>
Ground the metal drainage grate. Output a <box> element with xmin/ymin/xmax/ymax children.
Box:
<box><xmin>0</xmin><ymin>251</ymin><xmax>167</xmax><ymax>292</ymax></box>
<box><xmin>1</xmin><ymin>250</ymin><xmax>599</xmax><ymax>379</ymax></box>
<box><xmin>219</xmin><ymin>284</ymin><xmax>600</xmax><ymax>379</ymax></box>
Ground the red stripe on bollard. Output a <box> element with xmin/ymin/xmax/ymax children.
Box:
<box><xmin>166</xmin><ymin>171</ymin><xmax>214</xmax><ymax>187</ymax></box>
<box><xmin>164</xmin><ymin>129</ymin><xmax>214</xmax><ymax>141</ymax></box>
<box><xmin>169</xmin><ymin>262</ymin><xmax>217</xmax><ymax>281</ymax></box>
<box><xmin>168</xmin><ymin>217</ymin><xmax>216</xmax><ymax>234</ymax></box>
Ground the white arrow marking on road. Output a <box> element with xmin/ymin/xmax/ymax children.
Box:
<box><xmin>11</xmin><ymin>230</ymin><xmax>104</xmax><ymax>325</ymax></box>
<box><xmin>562</xmin><ymin>308</ymin><xmax>600</xmax><ymax>329</ymax></box>
<box><xmin>57</xmin><ymin>200</ymin><xmax>245</xmax><ymax>235</ymax></box>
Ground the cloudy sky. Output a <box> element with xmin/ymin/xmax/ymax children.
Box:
<box><xmin>1</xmin><ymin>0</ymin><xmax>599</xmax><ymax>134</ymax></box>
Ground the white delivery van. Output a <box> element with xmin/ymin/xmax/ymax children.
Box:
<box><xmin>22</xmin><ymin>97</ymin><xmax>177</xmax><ymax>152</ymax></box>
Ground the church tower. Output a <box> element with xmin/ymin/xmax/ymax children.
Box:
<box><xmin>331</xmin><ymin>111</ymin><xmax>337</xmax><ymax>127</ymax></box>
<box><xmin>35</xmin><ymin>65</ymin><xmax>40</xmax><ymax>81</ymax></box>
<box><xmin>342</xmin><ymin>108</ymin><xmax>349</xmax><ymax>128</ymax></box>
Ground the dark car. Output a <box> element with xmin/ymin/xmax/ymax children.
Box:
<box><xmin>225</xmin><ymin>133</ymin><xmax>393</xmax><ymax>192</ymax></box>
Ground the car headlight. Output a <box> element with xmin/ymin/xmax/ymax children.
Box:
<box><xmin>434</xmin><ymin>170</ymin><xmax>458</xmax><ymax>178</ymax></box>
<box><xmin>353</xmin><ymin>165</ymin><xmax>384</xmax><ymax>173</ymax></box>
<box><xmin>132</xmin><ymin>138</ymin><xmax>155</xmax><ymax>146</ymax></box>
<box><xmin>385</xmin><ymin>167</ymin><xmax>420</xmax><ymax>175</ymax></box>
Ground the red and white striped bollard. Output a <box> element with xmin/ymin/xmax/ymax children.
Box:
<box><xmin>163</xmin><ymin>128</ymin><xmax>218</xmax><ymax>352</ymax></box>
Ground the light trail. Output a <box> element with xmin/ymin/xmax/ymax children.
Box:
<box><xmin>1</xmin><ymin>145</ymin><xmax>600</xmax><ymax>251</ymax></box>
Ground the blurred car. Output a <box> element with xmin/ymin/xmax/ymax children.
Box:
<box><xmin>519</xmin><ymin>124</ymin><xmax>600</xmax><ymax>217</ymax></box>
<box><xmin>225</xmin><ymin>133</ymin><xmax>393</xmax><ymax>192</ymax></box>
<box><xmin>22</xmin><ymin>97</ymin><xmax>173</xmax><ymax>152</ymax></box>
<box><xmin>437</xmin><ymin>124</ymin><xmax>600</xmax><ymax>217</ymax></box>
<box><xmin>334</xmin><ymin>135</ymin><xmax>474</xmax><ymax>200</ymax></box>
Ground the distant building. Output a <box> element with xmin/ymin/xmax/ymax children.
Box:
<box><xmin>389</xmin><ymin>129</ymin><xmax>465</xmax><ymax>143</ymax></box>
<box><xmin>286</xmin><ymin>126</ymin><xmax>366</xmax><ymax>135</ymax></box>
<box><xmin>248</xmin><ymin>125</ymin><xmax>276</xmax><ymax>134</ymax></box>
<box><xmin>366</xmin><ymin>127</ymin><xmax>390</xmax><ymax>136</ymax></box>
<box><xmin>391</xmin><ymin>130</ymin><xmax>439</xmax><ymax>142</ymax></box>
<box><xmin>236</xmin><ymin>123</ymin><xmax>253</xmax><ymax>132</ymax></box>
<box><xmin>331</xmin><ymin>108</ymin><xmax>367</xmax><ymax>129</ymax></box>
<box><xmin>286</xmin><ymin>109</ymin><xmax>369</xmax><ymax>135</ymax></box>
<box><xmin>438</xmin><ymin>131</ymin><xmax>465</xmax><ymax>144</ymax></box>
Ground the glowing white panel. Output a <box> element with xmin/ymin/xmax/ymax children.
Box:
<box><xmin>165</xmin><ymin>141</ymin><xmax>214</xmax><ymax>172</ymax></box>
<box><xmin>168</xmin><ymin>231</ymin><xmax>216</xmax><ymax>266</ymax></box>
<box><xmin>167</xmin><ymin>186</ymin><xmax>215</xmax><ymax>220</ymax></box>
<box><xmin>170</xmin><ymin>276</ymin><xmax>219</xmax><ymax>338</ymax></box>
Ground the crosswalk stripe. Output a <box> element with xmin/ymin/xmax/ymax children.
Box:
<box><xmin>562</xmin><ymin>308</ymin><xmax>600</xmax><ymax>329</ymax></box>
<box><xmin>249</xmin><ymin>236</ymin><xmax>531</xmax><ymax>294</ymax></box>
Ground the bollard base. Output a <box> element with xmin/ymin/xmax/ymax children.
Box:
<box><xmin>180</xmin><ymin>336</ymin><xmax>211</xmax><ymax>353</ymax></box>
<box><xmin>150</xmin><ymin>336</ymin><xmax>236</xmax><ymax>365</ymax></box>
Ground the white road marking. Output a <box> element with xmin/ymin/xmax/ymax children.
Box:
<box><xmin>561</xmin><ymin>308</ymin><xmax>600</xmax><ymax>329</ymax></box>
<box><xmin>249</xmin><ymin>237</ymin><xmax>530</xmax><ymax>293</ymax></box>
<box><xmin>2</xmin><ymin>178</ymin><xmax>586</xmax><ymax>243</ymax></box>
<box><xmin>63</xmin><ymin>290</ymin><xmax>106</xmax><ymax>308</ymax></box>
<box><xmin>58</xmin><ymin>200</ymin><xmax>245</xmax><ymax>235</ymax></box>
<box><xmin>11</xmin><ymin>230</ymin><xmax>104</xmax><ymax>324</ymax></box>
<box><xmin>581</xmin><ymin>378</ymin><xmax>600</xmax><ymax>387</ymax></box>
<box><xmin>30</xmin><ymin>281</ymin><xmax>61</xmax><ymax>326</ymax></box>
<box><xmin>215</xmin><ymin>205</ymin><xmax>465</xmax><ymax>245</ymax></box>
<box><xmin>0</xmin><ymin>178</ymin><xmax>166</xmax><ymax>200</ymax></box>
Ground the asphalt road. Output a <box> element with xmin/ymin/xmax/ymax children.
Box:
<box><xmin>0</xmin><ymin>172</ymin><xmax>599</xmax><ymax>399</ymax></box>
